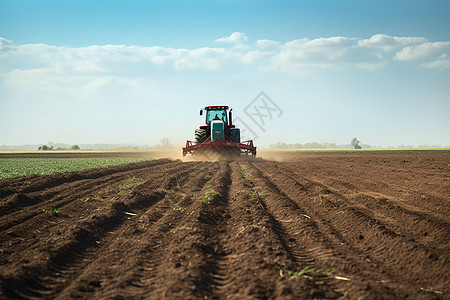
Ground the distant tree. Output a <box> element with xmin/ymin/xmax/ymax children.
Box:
<box><xmin>324</xmin><ymin>142</ymin><xmax>337</xmax><ymax>149</ymax></box>
<box><xmin>39</xmin><ymin>145</ymin><xmax>55</xmax><ymax>150</ymax></box>
<box><xmin>71</xmin><ymin>145</ymin><xmax>80</xmax><ymax>150</ymax></box>
<box><xmin>304</xmin><ymin>142</ymin><xmax>325</xmax><ymax>149</ymax></box>
<box><xmin>270</xmin><ymin>142</ymin><xmax>288</xmax><ymax>149</ymax></box>
<box><xmin>160</xmin><ymin>137</ymin><xmax>171</xmax><ymax>148</ymax></box>
<box><xmin>351</xmin><ymin>137</ymin><xmax>362</xmax><ymax>149</ymax></box>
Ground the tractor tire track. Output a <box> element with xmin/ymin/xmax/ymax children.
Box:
<box><xmin>0</xmin><ymin>160</ymin><xmax>207</xmax><ymax>298</ymax></box>
<box><xmin>48</xmin><ymin>162</ymin><xmax>222</xmax><ymax>299</ymax></box>
<box><xmin>51</xmin><ymin>161</ymin><xmax>218</xmax><ymax>299</ymax></box>
<box><xmin>278</xmin><ymin>161</ymin><xmax>450</xmax><ymax>255</ymax></box>
<box><xmin>225</xmin><ymin>162</ymin><xmax>343</xmax><ymax>299</ymax></box>
<box><xmin>0</xmin><ymin>159</ymin><xmax>174</xmax><ymax>199</ymax></box>
<box><xmin>252</xmin><ymin>160</ymin><xmax>449</xmax><ymax>298</ymax></box>
<box><xmin>78</xmin><ymin>162</ymin><xmax>227</xmax><ymax>299</ymax></box>
<box><xmin>0</xmin><ymin>160</ymin><xmax>180</xmax><ymax>238</ymax></box>
<box><xmin>246</xmin><ymin>162</ymin><xmax>396</xmax><ymax>298</ymax></box>
<box><xmin>0</xmin><ymin>161</ymin><xmax>184</xmax><ymax>234</ymax></box>
<box><xmin>0</xmin><ymin>160</ymin><xmax>177</xmax><ymax>217</ymax></box>
<box><xmin>278</xmin><ymin>161</ymin><xmax>450</xmax><ymax>262</ymax></box>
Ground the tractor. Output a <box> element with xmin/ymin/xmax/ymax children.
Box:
<box><xmin>182</xmin><ymin>105</ymin><xmax>257</xmax><ymax>158</ymax></box>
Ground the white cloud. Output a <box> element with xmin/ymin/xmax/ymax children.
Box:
<box><xmin>215</xmin><ymin>32</ymin><xmax>248</xmax><ymax>44</ymax></box>
<box><xmin>394</xmin><ymin>41</ymin><xmax>450</xmax><ymax>61</ymax></box>
<box><xmin>84</xmin><ymin>76</ymin><xmax>138</xmax><ymax>90</ymax></box>
<box><xmin>1</xmin><ymin>33</ymin><xmax>449</xmax><ymax>91</ymax></box>
<box><xmin>174</xmin><ymin>47</ymin><xmax>231</xmax><ymax>70</ymax></box>
<box><xmin>241</xmin><ymin>50</ymin><xmax>273</xmax><ymax>64</ymax></box>
<box><xmin>271</xmin><ymin>35</ymin><xmax>450</xmax><ymax>73</ymax></box>
<box><xmin>256</xmin><ymin>39</ymin><xmax>280</xmax><ymax>49</ymax></box>
<box><xmin>0</xmin><ymin>37</ymin><xmax>15</xmax><ymax>52</ymax></box>
<box><xmin>421</xmin><ymin>54</ymin><xmax>450</xmax><ymax>70</ymax></box>
<box><xmin>272</xmin><ymin>36</ymin><xmax>387</xmax><ymax>72</ymax></box>
<box><xmin>358</xmin><ymin>34</ymin><xmax>426</xmax><ymax>51</ymax></box>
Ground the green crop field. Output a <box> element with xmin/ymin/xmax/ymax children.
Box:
<box><xmin>0</xmin><ymin>157</ymin><xmax>155</xmax><ymax>180</ymax></box>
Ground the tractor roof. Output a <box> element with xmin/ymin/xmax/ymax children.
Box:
<box><xmin>205</xmin><ymin>105</ymin><xmax>229</xmax><ymax>110</ymax></box>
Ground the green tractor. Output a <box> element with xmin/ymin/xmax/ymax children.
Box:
<box><xmin>183</xmin><ymin>105</ymin><xmax>256</xmax><ymax>158</ymax></box>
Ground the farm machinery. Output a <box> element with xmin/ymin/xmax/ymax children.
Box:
<box><xmin>182</xmin><ymin>105</ymin><xmax>257</xmax><ymax>159</ymax></box>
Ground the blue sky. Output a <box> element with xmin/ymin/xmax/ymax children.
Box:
<box><xmin>1</xmin><ymin>0</ymin><xmax>449</xmax><ymax>147</ymax></box>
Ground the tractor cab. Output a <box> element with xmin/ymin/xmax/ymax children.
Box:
<box><xmin>200</xmin><ymin>106</ymin><xmax>230</xmax><ymax>126</ymax></box>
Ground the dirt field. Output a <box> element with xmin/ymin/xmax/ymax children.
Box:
<box><xmin>0</xmin><ymin>151</ymin><xmax>449</xmax><ymax>299</ymax></box>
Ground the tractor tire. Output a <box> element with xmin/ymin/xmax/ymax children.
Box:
<box><xmin>195</xmin><ymin>129</ymin><xmax>207</xmax><ymax>143</ymax></box>
<box><xmin>229</xmin><ymin>128</ymin><xmax>240</xmax><ymax>143</ymax></box>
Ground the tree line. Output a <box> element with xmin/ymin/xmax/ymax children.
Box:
<box><xmin>38</xmin><ymin>145</ymin><xmax>80</xmax><ymax>150</ymax></box>
<box><xmin>270</xmin><ymin>137</ymin><xmax>364</xmax><ymax>149</ymax></box>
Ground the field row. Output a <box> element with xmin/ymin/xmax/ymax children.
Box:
<box><xmin>0</xmin><ymin>151</ymin><xmax>449</xmax><ymax>299</ymax></box>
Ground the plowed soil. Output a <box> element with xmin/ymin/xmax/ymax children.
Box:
<box><xmin>0</xmin><ymin>151</ymin><xmax>449</xmax><ymax>299</ymax></box>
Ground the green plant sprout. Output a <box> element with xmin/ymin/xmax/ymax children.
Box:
<box><xmin>288</xmin><ymin>267</ymin><xmax>335</xmax><ymax>278</ymax></box>
<box><xmin>42</xmin><ymin>208</ymin><xmax>61</xmax><ymax>215</ymax></box>
<box><xmin>201</xmin><ymin>190</ymin><xmax>219</xmax><ymax>202</ymax></box>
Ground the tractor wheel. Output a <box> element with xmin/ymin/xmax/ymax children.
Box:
<box><xmin>195</xmin><ymin>129</ymin><xmax>207</xmax><ymax>143</ymax></box>
<box><xmin>229</xmin><ymin>128</ymin><xmax>240</xmax><ymax>143</ymax></box>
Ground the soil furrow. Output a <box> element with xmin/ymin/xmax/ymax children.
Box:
<box><xmin>253</xmin><ymin>161</ymin><xmax>449</xmax><ymax>297</ymax></box>
<box><xmin>302</xmin><ymin>168</ymin><xmax>450</xmax><ymax>229</ymax></box>
<box><xmin>226</xmin><ymin>162</ymin><xmax>343</xmax><ymax>299</ymax></box>
<box><xmin>0</xmin><ymin>161</ymin><xmax>186</xmax><ymax>234</ymax></box>
<box><xmin>0</xmin><ymin>151</ymin><xmax>448</xmax><ymax>299</ymax></box>
<box><xmin>247</xmin><ymin>162</ymin><xmax>392</xmax><ymax>298</ymax></box>
<box><xmin>55</xmin><ymin>162</ymin><xmax>221</xmax><ymax>299</ymax></box>
<box><xmin>280</xmin><ymin>162</ymin><xmax>450</xmax><ymax>259</ymax></box>
<box><xmin>0</xmin><ymin>162</ymin><xmax>206</xmax><ymax>298</ymax></box>
<box><xmin>287</xmin><ymin>153</ymin><xmax>450</xmax><ymax>216</ymax></box>
<box><xmin>0</xmin><ymin>160</ymin><xmax>180</xmax><ymax>218</ymax></box>
<box><xmin>122</xmin><ymin>162</ymin><xmax>232</xmax><ymax>299</ymax></box>
<box><xmin>0</xmin><ymin>159</ymin><xmax>174</xmax><ymax>199</ymax></box>
<box><xmin>281</xmin><ymin>162</ymin><xmax>450</xmax><ymax>254</ymax></box>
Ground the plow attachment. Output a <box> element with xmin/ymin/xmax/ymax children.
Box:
<box><xmin>182</xmin><ymin>139</ymin><xmax>256</xmax><ymax>158</ymax></box>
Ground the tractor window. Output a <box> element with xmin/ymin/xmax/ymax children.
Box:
<box><xmin>206</xmin><ymin>110</ymin><xmax>227</xmax><ymax>125</ymax></box>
